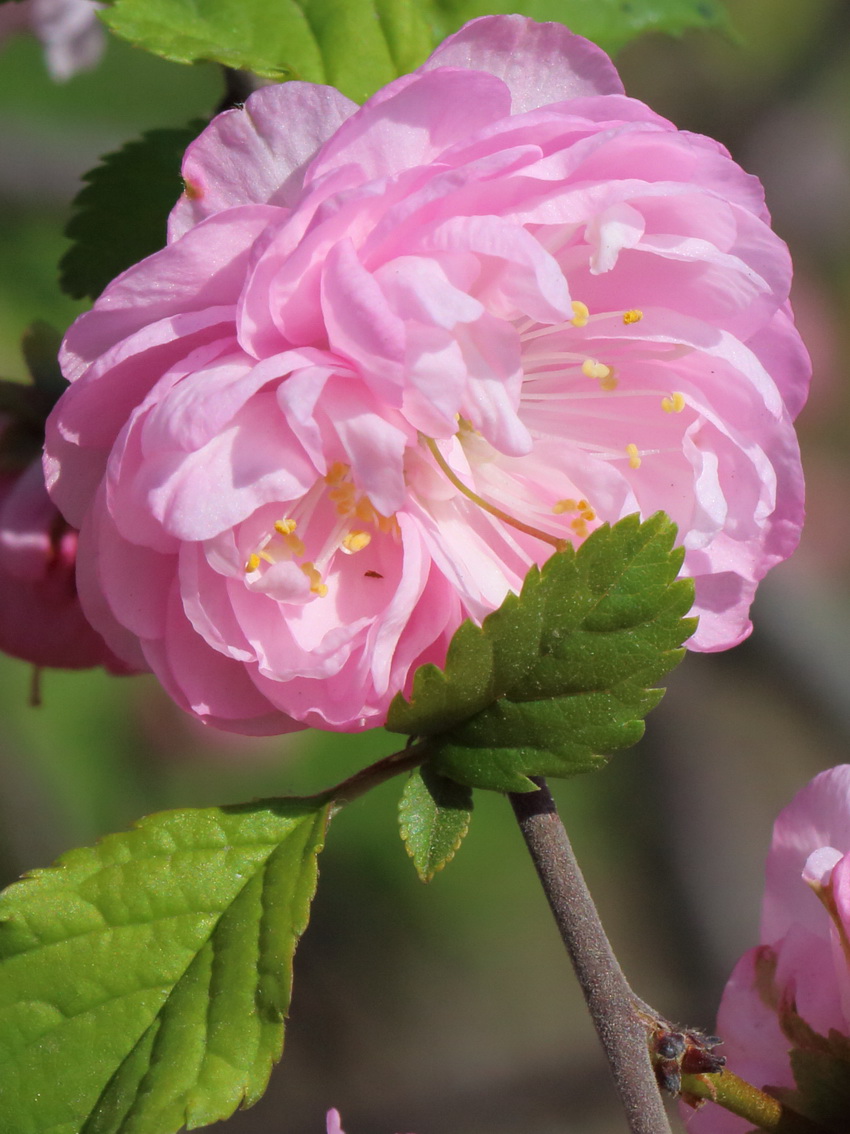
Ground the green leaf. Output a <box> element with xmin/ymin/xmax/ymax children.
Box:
<box><xmin>101</xmin><ymin>0</ymin><xmax>433</xmax><ymax>102</ymax></box>
<box><xmin>94</xmin><ymin>0</ymin><xmax>727</xmax><ymax>110</ymax></box>
<box><xmin>431</xmin><ymin>0</ymin><xmax>731</xmax><ymax>55</ymax></box>
<box><xmin>0</xmin><ymin>799</ymin><xmax>329</xmax><ymax>1134</ymax></box>
<box><xmin>398</xmin><ymin>765</ymin><xmax>473</xmax><ymax>882</ymax></box>
<box><xmin>387</xmin><ymin>513</ymin><xmax>695</xmax><ymax>793</ymax></box>
<box><xmin>59</xmin><ymin>123</ymin><xmax>204</xmax><ymax>302</ymax></box>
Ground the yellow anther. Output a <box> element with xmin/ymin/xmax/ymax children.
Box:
<box><xmin>581</xmin><ymin>358</ymin><xmax>612</xmax><ymax>381</ymax></box>
<box><xmin>598</xmin><ymin>372</ymin><xmax>619</xmax><ymax>392</ymax></box>
<box><xmin>325</xmin><ymin>462</ymin><xmax>348</xmax><ymax>486</ymax></box>
<box><xmin>626</xmin><ymin>443</ymin><xmax>642</xmax><ymax>470</ymax></box>
<box><xmin>377</xmin><ymin>513</ymin><xmax>401</xmax><ymax>536</ymax></box>
<box><xmin>581</xmin><ymin>508</ymin><xmax>596</xmax><ymax>522</ymax></box>
<box><xmin>570</xmin><ymin>518</ymin><xmax>588</xmax><ymax>537</ymax></box>
<box><xmin>570</xmin><ymin>300</ymin><xmax>590</xmax><ymax>327</ymax></box>
<box><xmin>274</xmin><ymin>518</ymin><xmax>297</xmax><ymax>535</ymax></box>
<box><xmin>553</xmin><ymin>498</ymin><xmax>577</xmax><ymax>515</ymax></box>
<box><xmin>301</xmin><ymin>561</ymin><xmax>328</xmax><ymax>597</ymax></box>
<box><xmin>355</xmin><ymin>497</ymin><xmax>377</xmax><ymax>523</ymax></box>
<box><xmin>245</xmin><ymin>553</ymin><xmax>261</xmax><ymax>573</ymax></box>
<box><xmin>623</xmin><ymin>309</ymin><xmax>643</xmax><ymax>325</ymax></box>
<box><xmin>330</xmin><ymin>483</ymin><xmax>356</xmax><ymax>515</ymax></box>
<box><xmin>342</xmin><ymin>530</ymin><xmax>372</xmax><ymax>553</ymax></box>
<box><xmin>577</xmin><ymin>499</ymin><xmax>589</xmax><ymax>510</ymax></box>
<box><xmin>661</xmin><ymin>392</ymin><xmax>686</xmax><ymax>414</ymax></box>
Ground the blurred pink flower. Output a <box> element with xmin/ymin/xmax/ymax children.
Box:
<box><xmin>326</xmin><ymin>1109</ymin><xmax>345</xmax><ymax>1134</ymax></box>
<box><xmin>0</xmin><ymin>456</ymin><xmax>121</xmax><ymax>669</ymax></box>
<box><xmin>46</xmin><ymin>15</ymin><xmax>809</xmax><ymax>735</ymax></box>
<box><xmin>0</xmin><ymin>0</ymin><xmax>103</xmax><ymax>81</ymax></box>
<box><xmin>686</xmin><ymin>765</ymin><xmax>850</xmax><ymax>1133</ymax></box>
<box><xmin>326</xmin><ymin>1109</ymin><xmax>414</xmax><ymax>1134</ymax></box>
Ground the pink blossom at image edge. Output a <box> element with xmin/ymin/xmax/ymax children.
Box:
<box><xmin>684</xmin><ymin>765</ymin><xmax>850</xmax><ymax>1133</ymax></box>
<box><xmin>46</xmin><ymin>15</ymin><xmax>810</xmax><ymax>735</ymax></box>
<box><xmin>0</xmin><ymin>0</ymin><xmax>103</xmax><ymax>80</ymax></box>
<box><xmin>0</xmin><ymin>457</ymin><xmax>123</xmax><ymax>670</ymax></box>
<box><xmin>326</xmin><ymin>1108</ymin><xmax>414</xmax><ymax>1134</ymax></box>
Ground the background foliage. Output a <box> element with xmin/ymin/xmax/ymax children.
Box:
<box><xmin>1</xmin><ymin>0</ymin><xmax>849</xmax><ymax>1130</ymax></box>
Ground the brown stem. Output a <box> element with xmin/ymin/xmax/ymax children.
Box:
<box><xmin>313</xmin><ymin>738</ymin><xmax>434</xmax><ymax>808</ymax></box>
<box><xmin>509</xmin><ymin>777</ymin><xmax>672</xmax><ymax>1134</ymax></box>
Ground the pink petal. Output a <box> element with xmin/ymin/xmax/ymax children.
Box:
<box><xmin>421</xmin><ymin>15</ymin><xmax>624</xmax><ymax>111</ymax></box>
<box><xmin>170</xmin><ymin>83</ymin><xmax>357</xmax><ymax>240</ymax></box>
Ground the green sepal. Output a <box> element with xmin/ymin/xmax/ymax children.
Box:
<box><xmin>59</xmin><ymin>122</ymin><xmax>205</xmax><ymax>302</ymax></box>
<box><xmin>0</xmin><ymin>323</ymin><xmax>67</xmax><ymax>474</ymax></box>
<box><xmin>387</xmin><ymin>513</ymin><xmax>696</xmax><ymax>793</ymax></box>
<box><xmin>0</xmin><ymin>798</ymin><xmax>330</xmax><ymax>1134</ymax></box>
<box><xmin>398</xmin><ymin>765</ymin><xmax>473</xmax><ymax>882</ymax></box>
<box><xmin>21</xmin><ymin>322</ymin><xmax>66</xmax><ymax>402</ymax></box>
<box><xmin>101</xmin><ymin>0</ymin><xmax>433</xmax><ymax>103</ymax></box>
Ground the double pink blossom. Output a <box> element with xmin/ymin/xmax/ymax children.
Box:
<box><xmin>687</xmin><ymin>765</ymin><xmax>850</xmax><ymax>1132</ymax></box>
<box><xmin>46</xmin><ymin>16</ymin><xmax>809</xmax><ymax>734</ymax></box>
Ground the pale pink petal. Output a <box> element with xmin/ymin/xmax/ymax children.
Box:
<box><xmin>170</xmin><ymin>83</ymin><xmax>357</xmax><ymax>240</ymax></box>
<box><xmin>304</xmin><ymin>68</ymin><xmax>512</xmax><ymax>187</ymax></box>
<box><xmin>421</xmin><ymin>15</ymin><xmax>624</xmax><ymax>110</ymax></box>
<box><xmin>763</xmin><ymin>766</ymin><xmax>850</xmax><ymax>942</ymax></box>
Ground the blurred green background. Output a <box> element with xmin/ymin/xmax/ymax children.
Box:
<box><xmin>2</xmin><ymin>1</ymin><xmax>850</xmax><ymax>1130</ymax></box>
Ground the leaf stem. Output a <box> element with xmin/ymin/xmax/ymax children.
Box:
<box><xmin>313</xmin><ymin>738</ymin><xmax>435</xmax><ymax>808</ymax></box>
<box><xmin>681</xmin><ymin>1071</ymin><xmax>831</xmax><ymax>1133</ymax></box>
<box><xmin>509</xmin><ymin>777</ymin><xmax>672</xmax><ymax>1134</ymax></box>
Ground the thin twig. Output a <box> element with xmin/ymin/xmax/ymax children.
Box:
<box><xmin>316</xmin><ymin>738</ymin><xmax>434</xmax><ymax>808</ymax></box>
<box><xmin>509</xmin><ymin>777</ymin><xmax>673</xmax><ymax>1134</ymax></box>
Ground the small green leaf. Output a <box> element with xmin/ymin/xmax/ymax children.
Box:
<box><xmin>387</xmin><ymin>513</ymin><xmax>695</xmax><ymax>793</ymax></box>
<box><xmin>60</xmin><ymin>123</ymin><xmax>204</xmax><ymax>301</ymax></box>
<box><xmin>399</xmin><ymin>765</ymin><xmax>473</xmax><ymax>882</ymax></box>
<box><xmin>0</xmin><ymin>799</ymin><xmax>329</xmax><ymax>1134</ymax></box>
<box><xmin>102</xmin><ymin>0</ymin><xmax>433</xmax><ymax>102</ymax></box>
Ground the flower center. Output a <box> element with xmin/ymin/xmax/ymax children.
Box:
<box><xmin>242</xmin><ymin>462</ymin><xmax>398</xmax><ymax>596</ymax></box>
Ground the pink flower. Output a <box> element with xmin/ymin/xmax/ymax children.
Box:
<box><xmin>46</xmin><ymin>15</ymin><xmax>809</xmax><ymax>734</ymax></box>
<box><xmin>0</xmin><ymin>456</ymin><xmax>122</xmax><ymax>669</ymax></box>
<box><xmin>0</xmin><ymin>0</ymin><xmax>104</xmax><ymax>81</ymax></box>
<box><xmin>325</xmin><ymin>1109</ymin><xmax>414</xmax><ymax>1134</ymax></box>
<box><xmin>685</xmin><ymin>766</ymin><xmax>850</xmax><ymax>1133</ymax></box>
<box><xmin>326</xmin><ymin>1109</ymin><xmax>345</xmax><ymax>1134</ymax></box>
